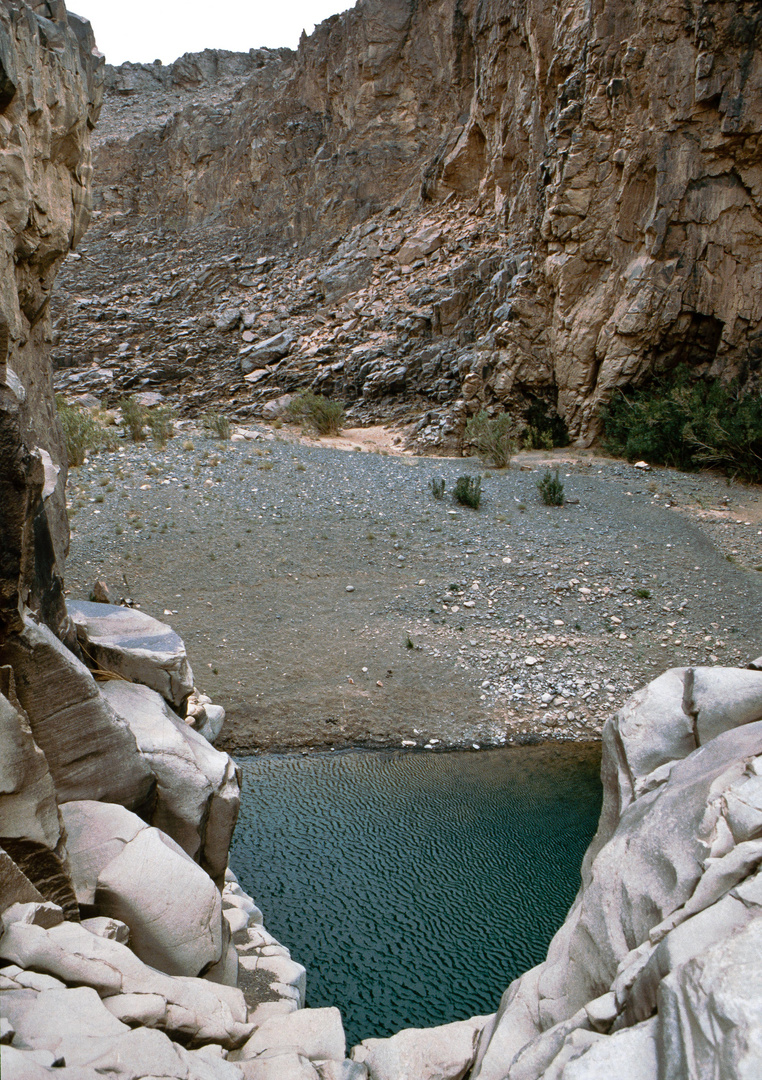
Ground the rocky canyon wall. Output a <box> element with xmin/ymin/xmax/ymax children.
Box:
<box><xmin>0</xmin><ymin>0</ymin><xmax>102</xmax><ymax>637</ymax></box>
<box><xmin>56</xmin><ymin>0</ymin><xmax>762</xmax><ymax>443</ymax></box>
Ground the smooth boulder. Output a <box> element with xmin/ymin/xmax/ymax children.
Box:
<box><xmin>101</xmin><ymin>681</ymin><xmax>239</xmax><ymax>882</ymax></box>
<box><xmin>352</xmin><ymin>1016</ymin><xmax>490</xmax><ymax>1080</ymax></box>
<box><xmin>59</xmin><ymin>801</ymin><xmax>223</xmax><ymax>977</ymax></box>
<box><xmin>0</xmin><ymin>691</ymin><xmax>61</xmax><ymax>851</ymax></box>
<box><xmin>67</xmin><ymin>600</ymin><xmax>194</xmax><ymax>707</ymax></box>
<box><xmin>0</xmin><ymin>616</ymin><xmax>153</xmax><ymax>808</ymax></box>
<box><xmin>0</xmin><ymin>913</ymin><xmax>251</xmax><ymax>1047</ymax></box>
<box><xmin>95</xmin><ymin>826</ymin><xmax>224</xmax><ymax>977</ymax></box>
<box><xmin>235</xmin><ymin>1007</ymin><xmax>346</xmax><ymax>1062</ymax></box>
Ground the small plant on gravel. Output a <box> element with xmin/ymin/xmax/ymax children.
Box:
<box><xmin>453</xmin><ymin>475</ymin><xmax>482</xmax><ymax>509</ymax></box>
<box><xmin>431</xmin><ymin>477</ymin><xmax>446</xmax><ymax>499</ymax></box>
<box><xmin>634</xmin><ymin>587</ymin><xmax>652</xmax><ymax>599</ymax></box>
<box><xmin>148</xmin><ymin>406</ymin><xmax>174</xmax><ymax>448</ymax></box>
<box><xmin>120</xmin><ymin>396</ymin><xmax>147</xmax><ymax>442</ymax></box>
<box><xmin>203</xmin><ymin>412</ymin><xmax>231</xmax><ymax>440</ymax></box>
<box><xmin>56</xmin><ymin>398</ymin><xmax>103</xmax><ymax>466</ymax></box>
<box><xmin>182</xmin><ymin>439</ymin><xmax>194</xmax><ymax>452</ymax></box>
<box><xmin>537</xmin><ymin>469</ymin><xmax>565</xmax><ymax>506</ymax></box>
<box><xmin>464</xmin><ymin>410</ymin><xmax>520</xmax><ymax>469</ymax></box>
<box><xmin>285</xmin><ymin>391</ymin><xmax>345</xmax><ymax>436</ymax></box>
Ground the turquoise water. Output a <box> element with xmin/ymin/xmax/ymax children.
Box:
<box><xmin>230</xmin><ymin>744</ymin><xmax>602</xmax><ymax>1046</ymax></box>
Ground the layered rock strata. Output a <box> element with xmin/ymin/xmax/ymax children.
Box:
<box><xmin>52</xmin><ymin>0</ymin><xmax>762</xmax><ymax>445</ymax></box>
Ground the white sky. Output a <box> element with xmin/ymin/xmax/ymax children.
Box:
<box><xmin>69</xmin><ymin>1</ymin><xmax>354</xmax><ymax>65</ymax></box>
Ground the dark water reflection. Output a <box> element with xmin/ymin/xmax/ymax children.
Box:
<box><xmin>230</xmin><ymin>743</ymin><xmax>602</xmax><ymax>1046</ymax></box>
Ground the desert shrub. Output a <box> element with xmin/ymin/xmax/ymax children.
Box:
<box><xmin>120</xmin><ymin>396</ymin><xmax>147</xmax><ymax>442</ymax></box>
<box><xmin>464</xmin><ymin>410</ymin><xmax>519</xmax><ymax>468</ymax></box>
<box><xmin>203</xmin><ymin>412</ymin><xmax>231</xmax><ymax>440</ymax></box>
<box><xmin>524</xmin><ymin>426</ymin><xmax>554</xmax><ymax>450</ymax></box>
<box><xmin>453</xmin><ymin>475</ymin><xmax>482</xmax><ymax>509</ymax></box>
<box><xmin>600</xmin><ymin>367</ymin><xmax>762</xmax><ymax>482</ymax></box>
<box><xmin>522</xmin><ymin>399</ymin><xmax>569</xmax><ymax>449</ymax></box>
<box><xmin>56</xmin><ymin>398</ymin><xmax>103</xmax><ymax>466</ymax></box>
<box><xmin>285</xmin><ymin>391</ymin><xmax>345</xmax><ymax>436</ymax></box>
<box><xmin>431</xmin><ymin>477</ymin><xmax>445</xmax><ymax>500</ymax></box>
<box><xmin>537</xmin><ymin>468</ymin><xmax>565</xmax><ymax>506</ymax></box>
<box><xmin>149</xmin><ymin>405</ymin><xmax>174</xmax><ymax>448</ymax></box>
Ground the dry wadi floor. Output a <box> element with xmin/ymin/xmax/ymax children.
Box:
<box><xmin>63</xmin><ymin>424</ymin><xmax>762</xmax><ymax>753</ymax></box>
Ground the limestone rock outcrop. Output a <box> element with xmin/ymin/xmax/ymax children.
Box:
<box><xmin>52</xmin><ymin>0</ymin><xmax>762</xmax><ymax>445</ymax></box>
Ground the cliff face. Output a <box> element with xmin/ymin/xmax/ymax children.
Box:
<box><xmin>53</xmin><ymin>0</ymin><xmax>762</xmax><ymax>444</ymax></box>
<box><xmin>0</xmin><ymin>0</ymin><xmax>102</xmax><ymax>636</ymax></box>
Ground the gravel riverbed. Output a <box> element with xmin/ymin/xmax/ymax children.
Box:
<box><xmin>63</xmin><ymin>424</ymin><xmax>762</xmax><ymax>752</ymax></box>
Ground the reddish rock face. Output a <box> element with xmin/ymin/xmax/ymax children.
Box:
<box><xmin>0</xmin><ymin>2</ymin><xmax>102</xmax><ymax>638</ymax></box>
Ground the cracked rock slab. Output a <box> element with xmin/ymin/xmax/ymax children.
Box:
<box><xmin>67</xmin><ymin>600</ymin><xmax>194</xmax><ymax>707</ymax></box>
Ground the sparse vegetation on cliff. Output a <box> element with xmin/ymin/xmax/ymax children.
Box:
<box><xmin>203</xmin><ymin>412</ymin><xmax>231</xmax><ymax>440</ymax></box>
<box><xmin>120</xmin><ymin>396</ymin><xmax>147</xmax><ymax>442</ymax></box>
<box><xmin>149</xmin><ymin>405</ymin><xmax>175</xmax><ymax>448</ymax></box>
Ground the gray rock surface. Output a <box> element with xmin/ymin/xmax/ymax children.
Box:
<box><xmin>234</xmin><ymin>1007</ymin><xmax>346</xmax><ymax>1062</ymax></box>
<box><xmin>0</xmin><ymin>616</ymin><xmax>153</xmax><ymax>809</ymax></box>
<box><xmin>0</xmin><ymin>690</ymin><xmax>61</xmax><ymax>852</ymax></box>
<box><xmin>351</xmin><ymin>1016</ymin><xmax>490</xmax><ymax>1080</ymax></box>
<box><xmin>67</xmin><ymin>600</ymin><xmax>194</xmax><ymax>707</ymax></box>
<box><xmin>471</xmin><ymin>674</ymin><xmax>762</xmax><ymax>1080</ymax></box>
<box><xmin>0</xmin><ymin>909</ymin><xmax>251</xmax><ymax>1047</ymax></box>
<box><xmin>94</xmin><ymin>826</ymin><xmax>224</xmax><ymax>978</ymax></box>
<box><xmin>0</xmin><ymin>0</ymin><xmax>102</xmax><ymax>640</ymax></box>
<box><xmin>101</xmin><ymin>680</ymin><xmax>239</xmax><ymax>883</ymax></box>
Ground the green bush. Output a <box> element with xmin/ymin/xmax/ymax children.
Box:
<box><xmin>149</xmin><ymin>405</ymin><xmax>174</xmax><ymax>448</ymax></box>
<box><xmin>464</xmin><ymin>410</ymin><xmax>519</xmax><ymax>468</ymax></box>
<box><xmin>453</xmin><ymin>475</ymin><xmax>482</xmax><ymax>509</ymax></box>
<box><xmin>431</xmin><ymin>477</ymin><xmax>445</xmax><ymax>500</ymax></box>
<box><xmin>600</xmin><ymin>367</ymin><xmax>762</xmax><ymax>482</ymax></box>
<box><xmin>203</xmin><ymin>412</ymin><xmax>231</xmax><ymax>440</ymax></box>
<box><xmin>285</xmin><ymin>391</ymin><xmax>345</xmax><ymax>436</ymax></box>
<box><xmin>522</xmin><ymin>399</ymin><xmax>569</xmax><ymax>449</ymax></box>
<box><xmin>119</xmin><ymin>396</ymin><xmax>147</xmax><ymax>442</ymax></box>
<box><xmin>537</xmin><ymin>469</ymin><xmax>564</xmax><ymax>506</ymax></box>
<box><xmin>56</xmin><ymin>398</ymin><xmax>103</xmax><ymax>466</ymax></box>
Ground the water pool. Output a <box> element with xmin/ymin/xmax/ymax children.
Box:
<box><xmin>230</xmin><ymin>743</ymin><xmax>602</xmax><ymax>1046</ymax></box>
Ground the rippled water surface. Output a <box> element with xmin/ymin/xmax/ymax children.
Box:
<box><xmin>231</xmin><ymin>744</ymin><xmax>602</xmax><ymax>1046</ymax></box>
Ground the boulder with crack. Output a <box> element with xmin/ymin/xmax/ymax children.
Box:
<box><xmin>0</xmin><ymin>616</ymin><xmax>154</xmax><ymax>811</ymax></box>
<box><xmin>67</xmin><ymin>600</ymin><xmax>194</xmax><ymax>708</ymax></box>
<box><xmin>100</xmin><ymin>680</ymin><xmax>240</xmax><ymax>884</ymax></box>
<box><xmin>59</xmin><ymin>802</ymin><xmax>224</xmax><ymax>978</ymax></box>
